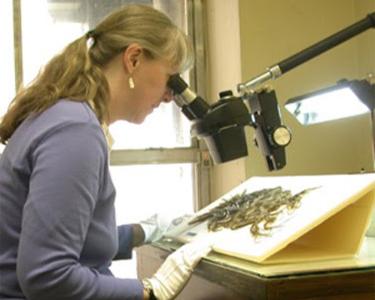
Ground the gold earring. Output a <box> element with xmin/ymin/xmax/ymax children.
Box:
<box><xmin>128</xmin><ymin>76</ymin><xmax>135</xmax><ymax>89</ymax></box>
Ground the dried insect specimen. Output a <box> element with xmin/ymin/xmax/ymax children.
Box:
<box><xmin>189</xmin><ymin>186</ymin><xmax>319</xmax><ymax>238</ymax></box>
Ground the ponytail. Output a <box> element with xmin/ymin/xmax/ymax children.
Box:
<box><xmin>0</xmin><ymin>34</ymin><xmax>109</xmax><ymax>144</ymax></box>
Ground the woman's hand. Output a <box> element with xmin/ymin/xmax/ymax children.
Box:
<box><xmin>142</xmin><ymin>237</ymin><xmax>213</xmax><ymax>300</ymax></box>
<box><xmin>139</xmin><ymin>213</ymin><xmax>191</xmax><ymax>244</ymax></box>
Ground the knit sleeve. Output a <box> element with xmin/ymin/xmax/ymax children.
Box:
<box><xmin>114</xmin><ymin>224</ymin><xmax>134</xmax><ymax>260</ymax></box>
<box><xmin>16</xmin><ymin>121</ymin><xmax>143</xmax><ymax>300</ymax></box>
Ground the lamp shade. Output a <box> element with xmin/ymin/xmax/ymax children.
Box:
<box><xmin>285</xmin><ymin>79</ymin><xmax>374</xmax><ymax>125</ymax></box>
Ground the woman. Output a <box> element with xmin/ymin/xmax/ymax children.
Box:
<box><xmin>0</xmin><ymin>4</ymin><xmax>211</xmax><ymax>300</ymax></box>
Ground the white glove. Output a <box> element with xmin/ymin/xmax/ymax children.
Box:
<box><xmin>143</xmin><ymin>237</ymin><xmax>213</xmax><ymax>300</ymax></box>
<box><xmin>140</xmin><ymin>213</ymin><xmax>192</xmax><ymax>244</ymax></box>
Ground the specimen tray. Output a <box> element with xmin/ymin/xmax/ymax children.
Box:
<box><xmin>165</xmin><ymin>173</ymin><xmax>375</xmax><ymax>264</ymax></box>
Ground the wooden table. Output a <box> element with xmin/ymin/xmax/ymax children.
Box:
<box><xmin>136</xmin><ymin>238</ymin><xmax>375</xmax><ymax>300</ymax></box>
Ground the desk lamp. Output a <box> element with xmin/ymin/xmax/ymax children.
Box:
<box><xmin>285</xmin><ymin>78</ymin><xmax>374</xmax><ymax>125</ymax></box>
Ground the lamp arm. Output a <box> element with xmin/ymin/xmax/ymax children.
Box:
<box><xmin>238</xmin><ymin>12</ymin><xmax>375</xmax><ymax>96</ymax></box>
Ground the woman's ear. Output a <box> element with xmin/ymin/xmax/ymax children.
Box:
<box><xmin>122</xmin><ymin>43</ymin><xmax>142</xmax><ymax>73</ymax></box>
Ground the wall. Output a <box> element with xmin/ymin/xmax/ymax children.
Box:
<box><xmin>355</xmin><ymin>0</ymin><xmax>375</xmax><ymax>76</ymax></box>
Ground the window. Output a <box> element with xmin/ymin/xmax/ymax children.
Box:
<box><xmin>5</xmin><ymin>0</ymin><xmax>209</xmax><ymax>278</ymax></box>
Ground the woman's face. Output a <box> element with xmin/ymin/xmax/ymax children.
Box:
<box><xmin>126</xmin><ymin>56</ymin><xmax>176</xmax><ymax>124</ymax></box>
<box><xmin>105</xmin><ymin>45</ymin><xmax>178</xmax><ymax>125</ymax></box>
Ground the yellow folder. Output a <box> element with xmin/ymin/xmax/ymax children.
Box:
<box><xmin>168</xmin><ymin>173</ymin><xmax>375</xmax><ymax>264</ymax></box>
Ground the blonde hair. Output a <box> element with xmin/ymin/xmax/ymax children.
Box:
<box><xmin>0</xmin><ymin>4</ymin><xmax>193</xmax><ymax>144</ymax></box>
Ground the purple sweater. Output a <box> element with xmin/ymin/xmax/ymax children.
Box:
<box><xmin>0</xmin><ymin>100</ymin><xmax>143</xmax><ymax>300</ymax></box>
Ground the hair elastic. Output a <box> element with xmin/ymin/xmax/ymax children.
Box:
<box><xmin>86</xmin><ymin>29</ymin><xmax>97</xmax><ymax>48</ymax></box>
<box><xmin>86</xmin><ymin>29</ymin><xmax>97</xmax><ymax>39</ymax></box>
